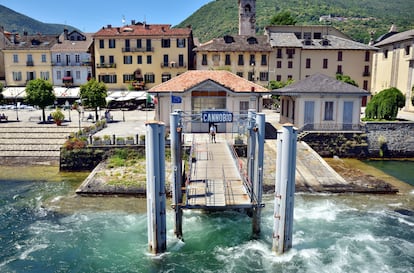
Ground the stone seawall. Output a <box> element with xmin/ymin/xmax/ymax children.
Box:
<box><xmin>302</xmin><ymin>122</ymin><xmax>414</xmax><ymax>158</ymax></box>
<box><xmin>365</xmin><ymin>122</ymin><xmax>414</xmax><ymax>157</ymax></box>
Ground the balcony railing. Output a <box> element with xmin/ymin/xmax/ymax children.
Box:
<box><xmin>96</xmin><ymin>63</ymin><xmax>117</xmax><ymax>68</ymax></box>
<box><xmin>363</xmin><ymin>71</ymin><xmax>371</xmax><ymax>77</ymax></box>
<box><xmin>122</xmin><ymin>47</ymin><xmax>154</xmax><ymax>52</ymax></box>
<box><xmin>160</xmin><ymin>61</ymin><xmax>187</xmax><ymax>68</ymax></box>
<box><xmin>299</xmin><ymin>123</ymin><xmax>364</xmax><ymax>132</ymax></box>
<box><xmin>26</xmin><ymin>61</ymin><xmax>34</xmax><ymax>66</ymax></box>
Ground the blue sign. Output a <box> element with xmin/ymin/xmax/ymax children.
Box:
<box><xmin>202</xmin><ymin>111</ymin><xmax>233</xmax><ymax>123</ymax></box>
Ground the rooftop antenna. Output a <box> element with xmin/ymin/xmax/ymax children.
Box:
<box><xmin>122</xmin><ymin>15</ymin><xmax>126</xmax><ymax>26</ymax></box>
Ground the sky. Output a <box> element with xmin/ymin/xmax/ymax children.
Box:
<box><xmin>0</xmin><ymin>0</ymin><xmax>213</xmax><ymax>32</ymax></box>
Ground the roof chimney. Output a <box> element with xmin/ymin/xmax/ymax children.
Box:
<box><xmin>131</xmin><ymin>19</ymin><xmax>136</xmax><ymax>25</ymax></box>
<box><xmin>107</xmin><ymin>24</ymin><xmax>112</xmax><ymax>29</ymax></box>
<box><xmin>64</xmin><ymin>28</ymin><xmax>68</xmax><ymax>40</ymax></box>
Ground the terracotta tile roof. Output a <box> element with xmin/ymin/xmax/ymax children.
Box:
<box><xmin>194</xmin><ymin>35</ymin><xmax>272</xmax><ymax>52</ymax></box>
<box><xmin>51</xmin><ymin>33</ymin><xmax>93</xmax><ymax>52</ymax></box>
<box><xmin>273</xmin><ymin>73</ymin><xmax>370</xmax><ymax>95</ymax></box>
<box><xmin>149</xmin><ymin>70</ymin><xmax>269</xmax><ymax>93</ymax></box>
<box><xmin>4</xmin><ymin>34</ymin><xmax>58</xmax><ymax>50</ymax></box>
<box><xmin>93</xmin><ymin>24</ymin><xmax>192</xmax><ymax>37</ymax></box>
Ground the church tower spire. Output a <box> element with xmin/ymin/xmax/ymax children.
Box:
<box><xmin>238</xmin><ymin>0</ymin><xmax>256</xmax><ymax>36</ymax></box>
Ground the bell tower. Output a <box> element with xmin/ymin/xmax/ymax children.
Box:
<box><xmin>238</xmin><ymin>0</ymin><xmax>256</xmax><ymax>36</ymax></box>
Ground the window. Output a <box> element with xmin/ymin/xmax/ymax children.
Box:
<box><xmin>147</xmin><ymin>55</ymin><xmax>152</xmax><ymax>64</ymax></box>
<box><xmin>12</xmin><ymin>71</ymin><xmax>22</xmax><ymax>81</ymax></box>
<box><xmin>161</xmin><ymin>39</ymin><xmax>171</xmax><ymax>48</ymax></box>
<box><xmin>144</xmin><ymin>73</ymin><xmax>155</xmax><ymax>83</ymax></box>
<box><xmin>314</xmin><ymin>32</ymin><xmax>322</xmax><ymax>39</ymax></box>
<box><xmin>109</xmin><ymin>39</ymin><xmax>116</xmax><ymax>48</ymax></box>
<box><xmin>163</xmin><ymin>54</ymin><xmax>169</xmax><ymax>67</ymax></box>
<box><xmin>240</xmin><ymin>101</ymin><xmax>249</xmax><ymax>114</ymax></box>
<box><xmin>137</xmin><ymin>39</ymin><xmax>142</xmax><ymax>48</ymax></box>
<box><xmin>41</xmin><ymin>54</ymin><xmax>47</xmax><ymax>63</ymax></box>
<box><xmin>236</xmin><ymin>72</ymin><xmax>243</xmax><ymax>78</ymax></box>
<box><xmin>99</xmin><ymin>39</ymin><xmax>104</xmax><ymax>48</ymax></box>
<box><xmin>288</xmin><ymin>61</ymin><xmax>293</xmax><ymax>69</ymax></box>
<box><xmin>100</xmin><ymin>56</ymin><xmax>105</xmax><ymax>64</ymax></box>
<box><xmin>276</xmin><ymin>48</ymin><xmax>282</xmax><ymax>58</ymax></box>
<box><xmin>337</xmin><ymin>65</ymin><xmax>343</xmax><ymax>74</ymax></box>
<box><xmin>123</xmin><ymin>74</ymin><xmax>134</xmax><ymax>83</ymax></box>
<box><xmin>259</xmin><ymin>72</ymin><xmax>268</xmax><ymax>81</ymax></box>
<box><xmin>363</xmin><ymin>80</ymin><xmax>368</xmax><ymax>90</ymax></box>
<box><xmin>286</xmin><ymin>48</ymin><xmax>295</xmax><ymax>59</ymax></box>
<box><xmin>56</xmin><ymin>54</ymin><xmax>61</xmax><ymax>63</ymax></box>
<box><xmin>276</xmin><ymin>61</ymin><xmax>282</xmax><ymax>68</ymax></box>
<box><xmin>323</xmin><ymin>58</ymin><xmax>328</xmax><ymax>69</ymax></box>
<box><xmin>202</xmin><ymin>54</ymin><xmax>208</xmax><ymax>66</ymax></box>
<box><xmin>276</xmin><ymin>75</ymin><xmax>282</xmax><ymax>81</ymax></box>
<box><xmin>225</xmin><ymin>54</ymin><xmax>231</xmax><ymax>65</ymax></box>
<box><xmin>305</xmin><ymin>58</ymin><xmax>311</xmax><ymax>68</ymax></box>
<box><xmin>249</xmin><ymin>54</ymin><xmax>255</xmax><ymax>66</ymax></box>
<box><xmin>261</xmin><ymin>54</ymin><xmax>267</xmax><ymax>66</ymax></box>
<box><xmin>27</xmin><ymin>54</ymin><xmax>33</xmax><ymax>66</ymax></box>
<box><xmin>162</xmin><ymin>73</ymin><xmax>171</xmax><ymax>82</ymax></box>
<box><xmin>405</xmin><ymin>45</ymin><xmax>411</xmax><ymax>55</ymax></box>
<box><xmin>75</xmin><ymin>54</ymin><xmax>80</xmax><ymax>63</ymax></box>
<box><xmin>178</xmin><ymin>54</ymin><xmax>184</xmax><ymax>67</ymax></box>
<box><xmin>13</xmin><ymin>54</ymin><xmax>18</xmax><ymax>63</ymax></box>
<box><xmin>124</xmin><ymin>55</ymin><xmax>133</xmax><ymax>64</ymax></box>
<box><xmin>56</xmin><ymin>71</ymin><xmax>61</xmax><ymax>80</ymax></box>
<box><xmin>363</xmin><ymin>65</ymin><xmax>370</xmax><ymax>76</ymax></box>
<box><xmin>287</xmin><ymin>75</ymin><xmax>293</xmax><ymax>80</ymax></box>
<box><xmin>324</xmin><ymin>101</ymin><xmax>334</xmax><ymax>120</ymax></box>
<box><xmin>365</xmin><ymin>51</ymin><xmax>370</xmax><ymax>61</ymax></box>
<box><xmin>137</xmin><ymin>55</ymin><xmax>142</xmax><ymax>64</ymax></box>
<box><xmin>248</xmin><ymin>71</ymin><xmax>254</xmax><ymax>81</ymax></box>
<box><xmin>146</xmin><ymin>39</ymin><xmax>152</xmax><ymax>51</ymax></box>
<box><xmin>99</xmin><ymin>74</ymin><xmax>117</xmax><ymax>83</ymax></box>
<box><xmin>337</xmin><ymin>51</ymin><xmax>343</xmax><ymax>61</ymax></box>
<box><xmin>109</xmin><ymin>55</ymin><xmax>114</xmax><ymax>64</ymax></box>
<box><xmin>40</xmin><ymin>71</ymin><xmax>49</xmax><ymax>80</ymax></box>
<box><xmin>177</xmin><ymin>38</ymin><xmax>186</xmax><ymax>48</ymax></box>
<box><xmin>124</xmin><ymin>39</ymin><xmax>130</xmax><ymax>51</ymax></box>
<box><xmin>238</xmin><ymin>54</ymin><xmax>244</xmax><ymax>65</ymax></box>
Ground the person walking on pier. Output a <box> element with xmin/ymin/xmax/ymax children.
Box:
<box><xmin>209</xmin><ymin>124</ymin><xmax>216</xmax><ymax>143</ymax></box>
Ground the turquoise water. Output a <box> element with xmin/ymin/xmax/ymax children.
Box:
<box><xmin>0</xmin><ymin>167</ymin><xmax>413</xmax><ymax>273</ymax></box>
<box><xmin>364</xmin><ymin>160</ymin><xmax>414</xmax><ymax>186</ymax></box>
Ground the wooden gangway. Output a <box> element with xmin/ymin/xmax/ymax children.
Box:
<box><xmin>185</xmin><ymin>134</ymin><xmax>252</xmax><ymax>210</ymax></box>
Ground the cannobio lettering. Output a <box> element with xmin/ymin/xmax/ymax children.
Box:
<box><xmin>202</xmin><ymin>111</ymin><xmax>233</xmax><ymax>123</ymax></box>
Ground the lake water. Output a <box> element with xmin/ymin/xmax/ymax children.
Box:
<box><xmin>0</xmin><ymin>165</ymin><xmax>413</xmax><ymax>273</ymax></box>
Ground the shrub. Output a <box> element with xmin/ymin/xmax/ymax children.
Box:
<box><xmin>365</xmin><ymin>87</ymin><xmax>405</xmax><ymax>120</ymax></box>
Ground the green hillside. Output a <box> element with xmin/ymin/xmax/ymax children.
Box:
<box><xmin>177</xmin><ymin>0</ymin><xmax>414</xmax><ymax>43</ymax></box>
<box><xmin>0</xmin><ymin>5</ymin><xmax>76</xmax><ymax>34</ymax></box>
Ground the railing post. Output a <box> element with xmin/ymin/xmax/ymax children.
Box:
<box><xmin>252</xmin><ymin>113</ymin><xmax>265</xmax><ymax>237</ymax></box>
<box><xmin>146</xmin><ymin>121</ymin><xmax>167</xmax><ymax>254</ymax></box>
<box><xmin>247</xmin><ymin>109</ymin><xmax>256</xmax><ymax>202</ymax></box>
<box><xmin>272</xmin><ymin>124</ymin><xmax>297</xmax><ymax>255</ymax></box>
<box><xmin>170</xmin><ymin>112</ymin><xmax>183</xmax><ymax>240</ymax></box>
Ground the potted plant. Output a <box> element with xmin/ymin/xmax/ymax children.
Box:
<box><xmin>51</xmin><ymin>108</ymin><xmax>65</xmax><ymax>126</ymax></box>
<box><xmin>92</xmin><ymin>135</ymin><xmax>102</xmax><ymax>145</ymax></box>
<box><xmin>126</xmin><ymin>136</ymin><xmax>134</xmax><ymax>145</ymax></box>
<box><xmin>116</xmin><ymin>136</ymin><xmax>125</xmax><ymax>145</ymax></box>
<box><xmin>139</xmin><ymin>134</ymin><xmax>145</xmax><ymax>145</ymax></box>
<box><xmin>103</xmin><ymin>134</ymin><xmax>111</xmax><ymax>145</ymax></box>
<box><xmin>234</xmin><ymin>134</ymin><xmax>244</xmax><ymax>145</ymax></box>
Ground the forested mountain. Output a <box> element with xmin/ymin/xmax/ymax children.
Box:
<box><xmin>0</xmin><ymin>5</ymin><xmax>76</xmax><ymax>34</ymax></box>
<box><xmin>176</xmin><ymin>0</ymin><xmax>414</xmax><ymax>43</ymax></box>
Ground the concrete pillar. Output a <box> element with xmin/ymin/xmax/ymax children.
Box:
<box><xmin>170</xmin><ymin>113</ymin><xmax>183</xmax><ymax>239</ymax></box>
<box><xmin>252</xmin><ymin>113</ymin><xmax>265</xmax><ymax>237</ymax></box>
<box><xmin>272</xmin><ymin>125</ymin><xmax>297</xmax><ymax>254</ymax></box>
<box><xmin>146</xmin><ymin>121</ymin><xmax>167</xmax><ymax>254</ymax></box>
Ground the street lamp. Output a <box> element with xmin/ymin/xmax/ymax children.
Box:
<box><xmin>65</xmin><ymin>100</ymin><xmax>71</xmax><ymax>122</ymax></box>
<box><xmin>250</xmin><ymin>62</ymin><xmax>255</xmax><ymax>82</ymax></box>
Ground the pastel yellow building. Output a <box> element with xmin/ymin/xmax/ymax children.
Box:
<box><xmin>92</xmin><ymin>22</ymin><xmax>195</xmax><ymax>91</ymax></box>
<box><xmin>371</xmin><ymin>28</ymin><xmax>414</xmax><ymax>111</ymax></box>
<box><xmin>3</xmin><ymin>33</ymin><xmax>57</xmax><ymax>87</ymax></box>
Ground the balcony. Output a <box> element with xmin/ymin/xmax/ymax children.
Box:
<box><xmin>160</xmin><ymin>61</ymin><xmax>187</xmax><ymax>68</ymax></box>
<box><xmin>122</xmin><ymin>47</ymin><xmax>154</xmax><ymax>52</ymax></box>
<box><xmin>26</xmin><ymin>61</ymin><xmax>34</xmax><ymax>66</ymax></box>
<box><xmin>363</xmin><ymin>71</ymin><xmax>371</xmax><ymax>77</ymax></box>
<box><xmin>97</xmin><ymin>63</ymin><xmax>117</xmax><ymax>68</ymax></box>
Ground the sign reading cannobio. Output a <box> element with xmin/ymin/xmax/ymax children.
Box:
<box><xmin>202</xmin><ymin>111</ymin><xmax>233</xmax><ymax>123</ymax></box>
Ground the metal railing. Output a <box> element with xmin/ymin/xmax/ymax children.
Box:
<box><xmin>298</xmin><ymin>122</ymin><xmax>364</xmax><ymax>132</ymax></box>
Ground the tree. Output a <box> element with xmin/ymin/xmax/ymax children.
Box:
<box><xmin>270</xmin><ymin>11</ymin><xmax>297</xmax><ymax>25</ymax></box>
<box><xmin>25</xmin><ymin>79</ymin><xmax>55</xmax><ymax>122</ymax></box>
<box><xmin>80</xmin><ymin>78</ymin><xmax>108</xmax><ymax>120</ymax></box>
<box><xmin>365</xmin><ymin>87</ymin><xmax>405</xmax><ymax>120</ymax></box>
<box><xmin>336</xmin><ymin>74</ymin><xmax>359</xmax><ymax>87</ymax></box>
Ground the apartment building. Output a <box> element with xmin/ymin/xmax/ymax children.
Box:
<box><xmin>92</xmin><ymin>21</ymin><xmax>195</xmax><ymax>91</ymax></box>
<box><xmin>264</xmin><ymin>25</ymin><xmax>378</xmax><ymax>91</ymax></box>
<box><xmin>3</xmin><ymin>32</ymin><xmax>57</xmax><ymax>87</ymax></box>
<box><xmin>50</xmin><ymin>29</ymin><xmax>93</xmax><ymax>87</ymax></box>
<box><xmin>371</xmin><ymin>28</ymin><xmax>414</xmax><ymax>111</ymax></box>
<box><xmin>194</xmin><ymin>35</ymin><xmax>272</xmax><ymax>87</ymax></box>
